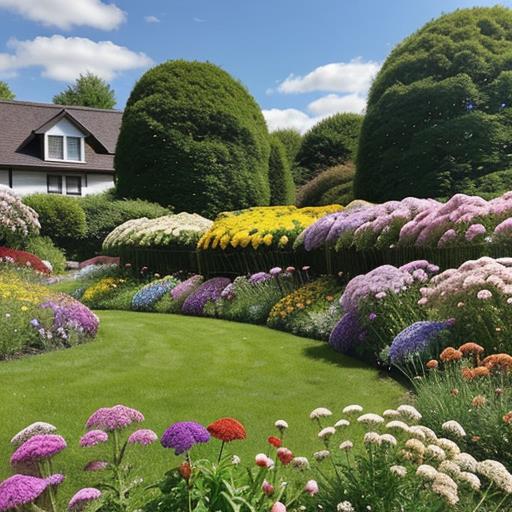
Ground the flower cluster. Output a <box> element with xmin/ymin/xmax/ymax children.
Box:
<box><xmin>131</xmin><ymin>275</ymin><xmax>180</xmax><ymax>311</ymax></box>
<box><xmin>0</xmin><ymin>247</ymin><xmax>50</xmax><ymax>274</ymax></box>
<box><xmin>102</xmin><ymin>212</ymin><xmax>213</xmax><ymax>252</ymax></box>
<box><xmin>197</xmin><ymin>205</ymin><xmax>342</xmax><ymax>251</ymax></box>
<box><xmin>182</xmin><ymin>277</ymin><xmax>232</xmax><ymax>316</ymax></box>
<box><xmin>0</xmin><ymin>186</ymin><xmax>40</xmax><ymax>246</ymax></box>
<box><xmin>81</xmin><ymin>276</ymin><xmax>127</xmax><ymax>304</ymax></box>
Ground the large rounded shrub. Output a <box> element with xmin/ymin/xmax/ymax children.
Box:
<box><xmin>354</xmin><ymin>6</ymin><xmax>512</xmax><ymax>202</ymax></box>
<box><xmin>268</xmin><ymin>134</ymin><xmax>295</xmax><ymax>205</ymax></box>
<box><xmin>295</xmin><ymin>113</ymin><xmax>362</xmax><ymax>185</ymax></box>
<box><xmin>115</xmin><ymin>60</ymin><xmax>271</xmax><ymax>217</ymax></box>
<box><xmin>272</xmin><ymin>129</ymin><xmax>303</xmax><ymax>183</ymax></box>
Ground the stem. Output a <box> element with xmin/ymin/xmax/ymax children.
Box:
<box><xmin>186</xmin><ymin>453</ymin><xmax>193</xmax><ymax>512</ymax></box>
<box><xmin>471</xmin><ymin>482</ymin><xmax>492</xmax><ymax>512</ymax></box>
<box><xmin>217</xmin><ymin>441</ymin><xmax>225</xmax><ymax>464</ymax></box>
<box><xmin>43</xmin><ymin>460</ymin><xmax>58</xmax><ymax>512</ymax></box>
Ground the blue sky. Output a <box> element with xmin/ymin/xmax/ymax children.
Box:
<box><xmin>0</xmin><ymin>0</ymin><xmax>510</xmax><ymax>132</ymax></box>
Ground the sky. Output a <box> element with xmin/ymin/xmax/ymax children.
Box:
<box><xmin>0</xmin><ymin>0</ymin><xmax>510</xmax><ymax>133</ymax></box>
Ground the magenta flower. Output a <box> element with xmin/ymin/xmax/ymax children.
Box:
<box><xmin>84</xmin><ymin>460</ymin><xmax>108</xmax><ymax>472</ymax></box>
<box><xmin>68</xmin><ymin>488</ymin><xmax>102</xmax><ymax>511</ymax></box>
<box><xmin>11</xmin><ymin>434</ymin><xmax>66</xmax><ymax>465</ymax></box>
<box><xmin>161</xmin><ymin>422</ymin><xmax>210</xmax><ymax>455</ymax></box>
<box><xmin>0</xmin><ymin>474</ymin><xmax>50</xmax><ymax>511</ymax></box>
<box><xmin>269</xmin><ymin>267</ymin><xmax>282</xmax><ymax>276</ymax></box>
<box><xmin>80</xmin><ymin>430</ymin><xmax>109</xmax><ymax>447</ymax></box>
<box><xmin>46</xmin><ymin>474</ymin><xmax>65</xmax><ymax>486</ymax></box>
<box><xmin>128</xmin><ymin>429</ymin><xmax>158</xmax><ymax>446</ymax></box>
<box><xmin>86</xmin><ymin>405</ymin><xmax>144</xmax><ymax>432</ymax></box>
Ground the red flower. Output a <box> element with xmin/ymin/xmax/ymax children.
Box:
<box><xmin>268</xmin><ymin>436</ymin><xmax>282</xmax><ymax>448</ymax></box>
<box><xmin>0</xmin><ymin>247</ymin><xmax>49</xmax><ymax>274</ymax></box>
<box><xmin>207</xmin><ymin>418</ymin><xmax>246</xmax><ymax>442</ymax></box>
<box><xmin>277</xmin><ymin>447</ymin><xmax>293</xmax><ymax>465</ymax></box>
<box><xmin>179</xmin><ymin>461</ymin><xmax>191</xmax><ymax>480</ymax></box>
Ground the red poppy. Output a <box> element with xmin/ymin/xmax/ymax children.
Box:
<box><xmin>207</xmin><ymin>417</ymin><xmax>246</xmax><ymax>442</ymax></box>
<box><xmin>267</xmin><ymin>436</ymin><xmax>282</xmax><ymax>448</ymax></box>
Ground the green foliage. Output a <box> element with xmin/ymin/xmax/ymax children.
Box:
<box><xmin>296</xmin><ymin>163</ymin><xmax>355</xmax><ymax>207</ymax></box>
<box><xmin>296</xmin><ymin>113</ymin><xmax>363</xmax><ymax>185</ymax></box>
<box><xmin>0</xmin><ymin>81</ymin><xmax>14</xmax><ymax>100</ymax></box>
<box><xmin>23</xmin><ymin>194</ymin><xmax>87</xmax><ymax>252</ymax></box>
<box><xmin>268</xmin><ymin>134</ymin><xmax>295</xmax><ymax>205</ymax></box>
<box><xmin>115</xmin><ymin>60</ymin><xmax>271</xmax><ymax>217</ymax></box>
<box><xmin>355</xmin><ymin>6</ymin><xmax>512</xmax><ymax>202</ymax></box>
<box><xmin>25</xmin><ymin>236</ymin><xmax>67</xmax><ymax>274</ymax></box>
<box><xmin>53</xmin><ymin>72</ymin><xmax>116</xmax><ymax>109</ymax></box>
<box><xmin>272</xmin><ymin>128</ymin><xmax>303</xmax><ymax>183</ymax></box>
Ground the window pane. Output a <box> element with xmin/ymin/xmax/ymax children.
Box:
<box><xmin>48</xmin><ymin>135</ymin><xmax>64</xmax><ymax>160</ymax></box>
<box><xmin>48</xmin><ymin>175</ymin><xmax>62</xmax><ymax>194</ymax></box>
<box><xmin>66</xmin><ymin>176</ymin><xmax>81</xmax><ymax>195</ymax></box>
<box><xmin>67</xmin><ymin>137</ymin><xmax>81</xmax><ymax>161</ymax></box>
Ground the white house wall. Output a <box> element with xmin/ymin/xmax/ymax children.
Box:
<box><xmin>0</xmin><ymin>170</ymin><xmax>9</xmax><ymax>187</ymax></box>
<box><xmin>46</xmin><ymin>118</ymin><xmax>85</xmax><ymax>138</ymax></box>
<box><xmin>85</xmin><ymin>173</ymin><xmax>115</xmax><ymax>194</ymax></box>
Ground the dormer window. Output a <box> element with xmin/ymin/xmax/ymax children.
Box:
<box><xmin>46</xmin><ymin>134</ymin><xmax>84</xmax><ymax>162</ymax></box>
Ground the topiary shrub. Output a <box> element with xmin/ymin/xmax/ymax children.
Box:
<box><xmin>355</xmin><ymin>6</ymin><xmax>512</xmax><ymax>202</ymax></box>
<box><xmin>296</xmin><ymin>163</ymin><xmax>355</xmax><ymax>207</ymax></box>
<box><xmin>23</xmin><ymin>194</ymin><xmax>86</xmax><ymax>252</ymax></box>
<box><xmin>272</xmin><ymin>129</ymin><xmax>303</xmax><ymax>183</ymax></box>
<box><xmin>295</xmin><ymin>113</ymin><xmax>362</xmax><ymax>185</ymax></box>
<box><xmin>115</xmin><ymin>60</ymin><xmax>271</xmax><ymax>217</ymax></box>
<box><xmin>268</xmin><ymin>134</ymin><xmax>295</xmax><ymax>205</ymax></box>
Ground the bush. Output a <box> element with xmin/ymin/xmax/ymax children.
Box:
<box><xmin>81</xmin><ymin>276</ymin><xmax>133</xmax><ymax>309</ymax></box>
<box><xmin>23</xmin><ymin>194</ymin><xmax>86</xmax><ymax>252</ymax></box>
<box><xmin>295</xmin><ymin>113</ymin><xmax>363</xmax><ymax>185</ymax></box>
<box><xmin>268</xmin><ymin>134</ymin><xmax>295</xmax><ymax>205</ymax></box>
<box><xmin>115</xmin><ymin>60</ymin><xmax>271</xmax><ymax>217</ymax></box>
<box><xmin>355</xmin><ymin>6</ymin><xmax>512</xmax><ymax>202</ymax></box>
<box><xmin>296</xmin><ymin>163</ymin><xmax>355</xmax><ymax>207</ymax></box>
<box><xmin>182</xmin><ymin>277</ymin><xmax>231</xmax><ymax>316</ymax></box>
<box><xmin>0</xmin><ymin>247</ymin><xmax>51</xmax><ymax>274</ymax></box>
<box><xmin>272</xmin><ymin>129</ymin><xmax>303</xmax><ymax>183</ymax></box>
<box><xmin>25</xmin><ymin>237</ymin><xmax>67</xmax><ymax>274</ymax></box>
<box><xmin>131</xmin><ymin>276</ymin><xmax>180</xmax><ymax>311</ymax></box>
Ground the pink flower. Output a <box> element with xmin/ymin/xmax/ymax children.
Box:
<box><xmin>0</xmin><ymin>475</ymin><xmax>50</xmax><ymax>510</ymax></box>
<box><xmin>86</xmin><ymin>405</ymin><xmax>144</xmax><ymax>432</ymax></box>
<box><xmin>68</xmin><ymin>488</ymin><xmax>102</xmax><ymax>511</ymax></box>
<box><xmin>128</xmin><ymin>429</ymin><xmax>158</xmax><ymax>446</ymax></box>
<box><xmin>271</xmin><ymin>502</ymin><xmax>286</xmax><ymax>512</ymax></box>
<box><xmin>79</xmin><ymin>430</ymin><xmax>108</xmax><ymax>448</ymax></box>
<box><xmin>262</xmin><ymin>479</ymin><xmax>274</xmax><ymax>496</ymax></box>
<box><xmin>304</xmin><ymin>479</ymin><xmax>319</xmax><ymax>496</ymax></box>
<box><xmin>477</xmin><ymin>289</ymin><xmax>492</xmax><ymax>300</ymax></box>
<box><xmin>84</xmin><ymin>461</ymin><xmax>108</xmax><ymax>472</ymax></box>
<box><xmin>255</xmin><ymin>453</ymin><xmax>273</xmax><ymax>468</ymax></box>
<box><xmin>11</xmin><ymin>434</ymin><xmax>67</xmax><ymax>465</ymax></box>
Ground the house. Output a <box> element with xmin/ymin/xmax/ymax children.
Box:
<box><xmin>0</xmin><ymin>100</ymin><xmax>122</xmax><ymax>197</ymax></box>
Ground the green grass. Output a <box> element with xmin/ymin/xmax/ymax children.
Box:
<box><xmin>0</xmin><ymin>311</ymin><xmax>405</xmax><ymax>504</ymax></box>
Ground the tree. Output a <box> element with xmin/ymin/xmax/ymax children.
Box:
<box><xmin>115</xmin><ymin>60</ymin><xmax>271</xmax><ymax>217</ymax></box>
<box><xmin>354</xmin><ymin>6</ymin><xmax>512</xmax><ymax>202</ymax></box>
<box><xmin>295</xmin><ymin>113</ymin><xmax>363</xmax><ymax>185</ymax></box>
<box><xmin>272</xmin><ymin>129</ymin><xmax>302</xmax><ymax>183</ymax></box>
<box><xmin>268</xmin><ymin>134</ymin><xmax>295</xmax><ymax>205</ymax></box>
<box><xmin>0</xmin><ymin>81</ymin><xmax>14</xmax><ymax>100</ymax></box>
<box><xmin>53</xmin><ymin>73</ymin><xmax>116</xmax><ymax>109</ymax></box>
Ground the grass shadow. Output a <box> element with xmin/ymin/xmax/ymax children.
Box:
<box><xmin>302</xmin><ymin>343</ymin><xmax>369</xmax><ymax>370</ymax></box>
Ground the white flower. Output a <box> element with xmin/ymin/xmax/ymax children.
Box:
<box><xmin>416</xmin><ymin>464</ymin><xmax>438</xmax><ymax>481</ymax></box>
<box><xmin>439</xmin><ymin>460</ymin><xmax>461</xmax><ymax>478</ymax></box>
<box><xmin>432</xmin><ymin>473</ymin><xmax>459</xmax><ymax>506</ymax></box>
<box><xmin>379</xmin><ymin>434</ymin><xmax>397</xmax><ymax>447</ymax></box>
<box><xmin>11</xmin><ymin>422</ymin><xmax>57</xmax><ymax>446</ymax></box>
<box><xmin>385</xmin><ymin>420</ymin><xmax>410</xmax><ymax>433</ymax></box>
<box><xmin>397</xmin><ymin>405</ymin><xmax>422</xmax><ymax>422</ymax></box>
<box><xmin>313</xmin><ymin>450</ymin><xmax>330</xmax><ymax>461</ymax></box>
<box><xmin>442</xmin><ymin>420</ymin><xmax>466</xmax><ymax>438</ymax></box>
<box><xmin>383</xmin><ymin>409</ymin><xmax>400</xmax><ymax>418</ymax></box>
<box><xmin>459</xmin><ymin>471</ymin><xmax>481</xmax><ymax>491</ymax></box>
<box><xmin>291</xmin><ymin>457</ymin><xmax>310</xmax><ymax>471</ymax></box>
<box><xmin>390</xmin><ymin>465</ymin><xmax>407</xmax><ymax>478</ymax></box>
<box><xmin>339</xmin><ymin>440</ymin><xmax>353</xmax><ymax>451</ymax></box>
<box><xmin>426</xmin><ymin>444</ymin><xmax>446</xmax><ymax>462</ymax></box>
<box><xmin>334</xmin><ymin>419</ymin><xmax>350</xmax><ymax>429</ymax></box>
<box><xmin>436</xmin><ymin>438</ymin><xmax>461</xmax><ymax>457</ymax></box>
<box><xmin>414</xmin><ymin>425</ymin><xmax>437</xmax><ymax>442</ymax></box>
<box><xmin>337</xmin><ymin>502</ymin><xmax>355</xmax><ymax>512</ymax></box>
<box><xmin>405</xmin><ymin>438</ymin><xmax>425</xmax><ymax>455</ymax></box>
<box><xmin>231</xmin><ymin>455</ymin><xmax>241</xmax><ymax>465</ymax></box>
<box><xmin>453</xmin><ymin>453</ymin><xmax>478</xmax><ymax>472</ymax></box>
<box><xmin>310</xmin><ymin>407</ymin><xmax>332</xmax><ymax>420</ymax></box>
<box><xmin>477</xmin><ymin>460</ymin><xmax>512</xmax><ymax>493</ymax></box>
<box><xmin>318</xmin><ymin>427</ymin><xmax>336</xmax><ymax>440</ymax></box>
<box><xmin>363</xmin><ymin>432</ymin><xmax>381</xmax><ymax>446</ymax></box>
<box><xmin>408</xmin><ymin>426</ymin><xmax>427</xmax><ymax>441</ymax></box>
<box><xmin>342</xmin><ymin>404</ymin><xmax>363</xmax><ymax>415</ymax></box>
<box><xmin>274</xmin><ymin>420</ymin><xmax>288</xmax><ymax>431</ymax></box>
<box><xmin>357</xmin><ymin>413</ymin><xmax>384</xmax><ymax>426</ymax></box>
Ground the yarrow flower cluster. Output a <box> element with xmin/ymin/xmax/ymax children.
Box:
<box><xmin>86</xmin><ymin>405</ymin><xmax>144</xmax><ymax>432</ymax></box>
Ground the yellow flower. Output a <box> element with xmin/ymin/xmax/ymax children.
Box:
<box><xmin>220</xmin><ymin>234</ymin><xmax>230</xmax><ymax>250</ymax></box>
<box><xmin>240</xmin><ymin>236</ymin><xmax>251</xmax><ymax>248</ymax></box>
<box><xmin>263</xmin><ymin>234</ymin><xmax>273</xmax><ymax>246</ymax></box>
<box><xmin>278</xmin><ymin>235</ymin><xmax>289</xmax><ymax>248</ymax></box>
<box><xmin>21</xmin><ymin>305</ymin><xmax>28</xmax><ymax>312</ymax></box>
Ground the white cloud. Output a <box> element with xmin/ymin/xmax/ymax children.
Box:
<box><xmin>262</xmin><ymin>108</ymin><xmax>317</xmax><ymax>134</ymax></box>
<box><xmin>308</xmin><ymin>93</ymin><xmax>366</xmax><ymax>116</ymax></box>
<box><xmin>278</xmin><ymin>58</ymin><xmax>380</xmax><ymax>95</ymax></box>
<box><xmin>145</xmin><ymin>15</ymin><xmax>160</xmax><ymax>23</ymax></box>
<box><xmin>0</xmin><ymin>35</ymin><xmax>153</xmax><ymax>81</ymax></box>
<box><xmin>0</xmin><ymin>0</ymin><xmax>125</xmax><ymax>30</ymax></box>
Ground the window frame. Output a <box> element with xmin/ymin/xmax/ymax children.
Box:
<box><xmin>44</xmin><ymin>133</ymin><xmax>85</xmax><ymax>163</ymax></box>
<box><xmin>47</xmin><ymin>174</ymin><xmax>63</xmax><ymax>194</ymax></box>
<box><xmin>65</xmin><ymin>175</ymin><xmax>82</xmax><ymax>196</ymax></box>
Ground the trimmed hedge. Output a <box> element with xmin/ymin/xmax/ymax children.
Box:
<box><xmin>115</xmin><ymin>60</ymin><xmax>271</xmax><ymax>217</ymax></box>
<box><xmin>268</xmin><ymin>134</ymin><xmax>295</xmax><ymax>205</ymax></box>
<box><xmin>272</xmin><ymin>129</ymin><xmax>303</xmax><ymax>183</ymax></box>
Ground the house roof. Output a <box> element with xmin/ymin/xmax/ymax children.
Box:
<box><xmin>0</xmin><ymin>100</ymin><xmax>122</xmax><ymax>173</ymax></box>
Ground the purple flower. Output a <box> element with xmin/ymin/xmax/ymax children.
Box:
<box><xmin>170</xmin><ymin>275</ymin><xmax>204</xmax><ymax>301</ymax></box>
<box><xmin>11</xmin><ymin>434</ymin><xmax>67</xmax><ymax>465</ymax></box>
<box><xmin>368</xmin><ymin>312</ymin><xmax>377</xmax><ymax>321</ymax></box>
<box><xmin>0</xmin><ymin>474</ymin><xmax>50</xmax><ymax>511</ymax></box>
<box><xmin>84</xmin><ymin>460</ymin><xmax>108</xmax><ymax>472</ymax></box>
<box><xmin>389</xmin><ymin>320</ymin><xmax>454</xmax><ymax>365</ymax></box>
<box><xmin>329</xmin><ymin>311</ymin><xmax>366</xmax><ymax>354</ymax></box>
<box><xmin>128</xmin><ymin>429</ymin><xmax>158</xmax><ymax>446</ymax></box>
<box><xmin>46</xmin><ymin>474</ymin><xmax>65</xmax><ymax>486</ymax></box>
<box><xmin>220</xmin><ymin>283</ymin><xmax>236</xmax><ymax>300</ymax></box>
<box><xmin>68</xmin><ymin>488</ymin><xmax>102</xmax><ymax>511</ymax></box>
<box><xmin>182</xmin><ymin>277</ymin><xmax>231</xmax><ymax>316</ymax></box>
<box><xmin>465</xmin><ymin>223</ymin><xmax>486</xmax><ymax>242</ymax></box>
<box><xmin>248</xmin><ymin>271</ymin><xmax>271</xmax><ymax>284</ymax></box>
<box><xmin>80</xmin><ymin>430</ymin><xmax>109</xmax><ymax>447</ymax></box>
<box><xmin>86</xmin><ymin>405</ymin><xmax>144</xmax><ymax>432</ymax></box>
<box><xmin>269</xmin><ymin>267</ymin><xmax>282</xmax><ymax>276</ymax></box>
<box><xmin>161</xmin><ymin>422</ymin><xmax>210</xmax><ymax>455</ymax></box>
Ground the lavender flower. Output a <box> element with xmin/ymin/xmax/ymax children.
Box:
<box><xmin>86</xmin><ymin>405</ymin><xmax>144</xmax><ymax>432</ymax></box>
<box><xmin>0</xmin><ymin>474</ymin><xmax>51</xmax><ymax>511</ymax></box>
<box><xmin>465</xmin><ymin>223</ymin><xmax>486</xmax><ymax>242</ymax></box>
<box><xmin>389</xmin><ymin>320</ymin><xmax>455</xmax><ymax>365</ymax></box>
<box><xmin>80</xmin><ymin>430</ymin><xmax>109</xmax><ymax>447</ymax></box>
<box><xmin>84</xmin><ymin>460</ymin><xmax>108</xmax><ymax>472</ymax></box>
<box><xmin>248</xmin><ymin>271</ymin><xmax>271</xmax><ymax>284</ymax></box>
<box><xmin>161</xmin><ymin>421</ymin><xmax>210</xmax><ymax>455</ymax></box>
<box><xmin>269</xmin><ymin>267</ymin><xmax>282</xmax><ymax>276</ymax></box>
<box><xmin>46</xmin><ymin>474</ymin><xmax>65</xmax><ymax>486</ymax></box>
<box><xmin>182</xmin><ymin>277</ymin><xmax>231</xmax><ymax>316</ymax></box>
<box><xmin>329</xmin><ymin>311</ymin><xmax>366</xmax><ymax>354</ymax></box>
<box><xmin>68</xmin><ymin>488</ymin><xmax>102</xmax><ymax>511</ymax></box>
<box><xmin>128</xmin><ymin>429</ymin><xmax>158</xmax><ymax>446</ymax></box>
<box><xmin>11</xmin><ymin>434</ymin><xmax>67</xmax><ymax>465</ymax></box>
<box><xmin>170</xmin><ymin>275</ymin><xmax>204</xmax><ymax>301</ymax></box>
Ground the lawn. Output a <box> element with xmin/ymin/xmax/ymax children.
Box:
<box><xmin>0</xmin><ymin>311</ymin><xmax>405</xmax><ymax>504</ymax></box>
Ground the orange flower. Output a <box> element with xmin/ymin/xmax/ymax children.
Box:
<box><xmin>179</xmin><ymin>461</ymin><xmax>191</xmax><ymax>480</ymax></box>
<box><xmin>472</xmin><ymin>395</ymin><xmax>487</xmax><ymax>408</ymax></box>
<box><xmin>461</xmin><ymin>367</ymin><xmax>475</xmax><ymax>381</ymax></box>
<box><xmin>473</xmin><ymin>366</ymin><xmax>490</xmax><ymax>378</ymax></box>
<box><xmin>267</xmin><ymin>436</ymin><xmax>282</xmax><ymax>448</ymax></box>
<box><xmin>440</xmin><ymin>347</ymin><xmax>463</xmax><ymax>363</ymax></box>
<box><xmin>459</xmin><ymin>342</ymin><xmax>485</xmax><ymax>356</ymax></box>
<box><xmin>503</xmin><ymin>412</ymin><xmax>512</xmax><ymax>425</ymax></box>
<box><xmin>207</xmin><ymin>418</ymin><xmax>247</xmax><ymax>442</ymax></box>
<box><xmin>482</xmin><ymin>354</ymin><xmax>512</xmax><ymax>372</ymax></box>
<box><xmin>426</xmin><ymin>359</ymin><xmax>439</xmax><ymax>369</ymax></box>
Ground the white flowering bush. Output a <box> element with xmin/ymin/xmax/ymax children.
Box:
<box><xmin>102</xmin><ymin>213</ymin><xmax>213</xmax><ymax>253</ymax></box>
<box><xmin>0</xmin><ymin>186</ymin><xmax>40</xmax><ymax>246</ymax></box>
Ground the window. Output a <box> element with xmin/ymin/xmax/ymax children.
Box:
<box><xmin>47</xmin><ymin>175</ymin><xmax>62</xmax><ymax>194</ymax></box>
<box><xmin>66</xmin><ymin>137</ymin><xmax>81</xmax><ymax>161</ymax></box>
<box><xmin>66</xmin><ymin>176</ymin><xmax>82</xmax><ymax>196</ymax></box>
<box><xmin>47</xmin><ymin>135</ymin><xmax>64</xmax><ymax>160</ymax></box>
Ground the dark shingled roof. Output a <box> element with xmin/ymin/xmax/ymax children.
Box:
<box><xmin>0</xmin><ymin>100</ymin><xmax>122</xmax><ymax>173</ymax></box>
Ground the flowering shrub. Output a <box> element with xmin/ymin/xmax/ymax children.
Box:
<box><xmin>197</xmin><ymin>205</ymin><xmax>342</xmax><ymax>251</ymax></box>
<box><xmin>102</xmin><ymin>213</ymin><xmax>213</xmax><ymax>253</ymax></box>
<box><xmin>0</xmin><ymin>247</ymin><xmax>50</xmax><ymax>274</ymax></box>
<box><xmin>182</xmin><ymin>277</ymin><xmax>231</xmax><ymax>316</ymax></box>
<box><xmin>131</xmin><ymin>276</ymin><xmax>180</xmax><ymax>311</ymax></box>
<box><xmin>81</xmin><ymin>277</ymin><xmax>130</xmax><ymax>308</ymax></box>
<box><xmin>154</xmin><ymin>275</ymin><xmax>204</xmax><ymax>314</ymax></box>
<box><xmin>0</xmin><ymin>185</ymin><xmax>40</xmax><ymax>246</ymax></box>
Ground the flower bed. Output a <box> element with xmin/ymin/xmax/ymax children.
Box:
<box><xmin>182</xmin><ymin>277</ymin><xmax>231</xmax><ymax>316</ymax></box>
<box><xmin>131</xmin><ymin>275</ymin><xmax>180</xmax><ymax>311</ymax></box>
<box><xmin>0</xmin><ymin>186</ymin><xmax>40</xmax><ymax>246</ymax></box>
<box><xmin>0</xmin><ymin>247</ymin><xmax>50</xmax><ymax>274</ymax></box>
